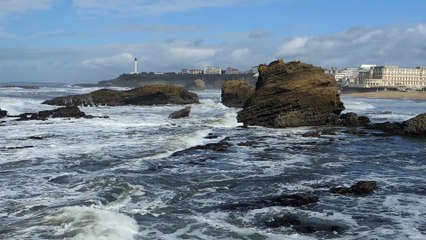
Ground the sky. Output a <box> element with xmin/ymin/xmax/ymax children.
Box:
<box><xmin>0</xmin><ymin>0</ymin><xmax>425</xmax><ymax>83</ymax></box>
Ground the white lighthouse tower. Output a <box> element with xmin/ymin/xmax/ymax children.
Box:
<box><xmin>132</xmin><ymin>57</ymin><xmax>139</xmax><ymax>74</ymax></box>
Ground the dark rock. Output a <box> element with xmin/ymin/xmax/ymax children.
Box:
<box><xmin>221</xmin><ymin>193</ymin><xmax>319</xmax><ymax>211</ymax></box>
<box><xmin>237</xmin><ymin>140</ymin><xmax>259</xmax><ymax>147</ymax></box>
<box><xmin>28</xmin><ymin>136</ymin><xmax>44</xmax><ymax>140</ymax></box>
<box><xmin>204</xmin><ymin>133</ymin><xmax>220</xmax><ymax>139</ymax></box>
<box><xmin>43</xmin><ymin>84</ymin><xmax>199</xmax><ymax>107</ymax></box>
<box><xmin>263</xmin><ymin>213</ymin><xmax>347</xmax><ymax>234</ymax></box>
<box><xmin>330</xmin><ymin>181</ymin><xmax>377</xmax><ymax>196</ymax></box>
<box><xmin>402</xmin><ymin>113</ymin><xmax>426</xmax><ymax>136</ymax></box>
<box><xmin>343</xmin><ymin>128</ymin><xmax>368</xmax><ymax>136</ymax></box>
<box><xmin>17</xmin><ymin>106</ymin><xmax>88</xmax><ymax>121</ymax></box>
<box><xmin>221</xmin><ymin>80</ymin><xmax>255</xmax><ymax>108</ymax></box>
<box><xmin>302</xmin><ymin>131</ymin><xmax>321</xmax><ymax>138</ymax></box>
<box><xmin>171</xmin><ymin>138</ymin><xmax>232</xmax><ymax>156</ymax></box>
<box><xmin>168</xmin><ymin>106</ymin><xmax>191</xmax><ymax>119</ymax></box>
<box><xmin>334</xmin><ymin>112</ymin><xmax>371</xmax><ymax>126</ymax></box>
<box><xmin>237</xmin><ymin>60</ymin><xmax>344</xmax><ymax>128</ymax></box>
<box><xmin>0</xmin><ymin>108</ymin><xmax>7</xmax><ymax>118</ymax></box>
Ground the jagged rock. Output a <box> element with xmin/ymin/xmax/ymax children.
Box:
<box><xmin>368</xmin><ymin>113</ymin><xmax>426</xmax><ymax>137</ymax></box>
<box><xmin>237</xmin><ymin>60</ymin><xmax>344</xmax><ymax>128</ymax></box>
<box><xmin>171</xmin><ymin>138</ymin><xmax>231</xmax><ymax>156</ymax></box>
<box><xmin>330</xmin><ymin>181</ymin><xmax>377</xmax><ymax>196</ymax></box>
<box><xmin>168</xmin><ymin>106</ymin><xmax>191</xmax><ymax>119</ymax></box>
<box><xmin>221</xmin><ymin>193</ymin><xmax>319</xmax><ymax>211</ymax></box>
<box><xmin>335</xmin><ymin>112</ymin><xmax>371</xmax><ymax>126</ymax></box>
<box><xmin>17</xmin><ymin>106</ymin><xmax>89</xmax><ymax>121</ymax></box>
<box><xmin>0</xmin><ymin>108</ymin><xmax>7</xmax><ymax>118</ymax></box>
<box><xmin>221</xmin><ymin>80</ymin><xmax>255</xmax><ymax>108</ymax></box>
<box><xmin>43</xmin><ymin>84</ymin><xmax>199</xmax><ymax>107</ymax></box>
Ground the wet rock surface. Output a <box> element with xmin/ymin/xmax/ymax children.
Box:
<box><xmin>171</xmin><ymin>138</ymin><xmax>232</xmax><ymax>156</ymax></box>
<box><xmin>0</xmin><ymin>108</ymin><xmax>7</xmax><ymax>118</ymax></box>
<box><xmin>221</xmin><ymin>80</ymin><xmax>255</xmax><ymax>108</ymax></box>
<box><xmin>168</xmin><ymin>106</ymin><xmax>191</xmax><ymax>119</ymax></box>
<box><xmin>16</xmin><ymin>106</ymin><xmax>90</xmax><ymax>121</ymax></box>
<box><xmin>221</xmin><ymin>193</ymin><xmax>319</xmax><ymax>211</ymax></box>
<box><xmin>330</xmin><ymin>181</ymin><xmax>377</xmax><ymax>196</ymax></box>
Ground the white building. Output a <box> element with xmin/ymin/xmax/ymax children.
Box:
<box><xmin>204</xmin><ymin>66</ymin><xmax>221</xmax><ymax>74</ymax></box>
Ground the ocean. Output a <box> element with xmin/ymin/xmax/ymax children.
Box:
<box><xmin>0</xmin><ymin>86</ymin><xmax>425</xmax><ymax>240</ymax></box>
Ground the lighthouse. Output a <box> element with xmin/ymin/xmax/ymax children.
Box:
<box><xmin>132</xmin><ymin>57</ymin><xmax>138</xmax><ymax>74</ymax></box>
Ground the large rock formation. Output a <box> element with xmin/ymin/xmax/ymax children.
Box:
<box><xmin>221</xmin><ymin>80</ymin><xmax>255</xmax><ymax>108</ymax></box>
<box><xmin>237</xmin><ymin>60</ymin><xmax>344</xmax><ymax>128</ymax></box>
<box><xmin>43</xmin><ymin>84</ymin><xmax>199</xmax><ymax>107</ymax></box>
<box><xmin>370</xmin><ymin>113</ymin><xmax>426</xmax><ymax>137</ymax></box>
<box><xmin>0</xmin><ymin>108</ymin><xmax>7</xmax><ymax>118</ymax></box>
<box><xmin>17</xmin><ymin>106</ymin><xmax>89</xmax><ymax>121</ymax></box>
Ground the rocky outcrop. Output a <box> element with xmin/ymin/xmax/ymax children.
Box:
<box><xmin>168</xmin><ymin>106</ymin><xmax>191</xmax><ymax>119</ymax></box>
<box><xmin>17</xmin><ymin>106</ymin><xmax>89</xmax><ymax>121</ymax></box>
<box><xmin>221</xmin><ymin>80</ymin><xmax>255</xmax><ymax>108</ymax></box>
<box><xmin>237</xmin><ymin>60</ymin><xmax>344</xmax><ymax>128</ymax></box>
<box><xmin>171</xmin><ymin>138</ymin><xmax>231</xmax><ymax>156</ymax></box>
<box><xmin>330</xmin><ymin>181</ymin><xmax>377</xmax><ymax>196</ymax></box>
<box><xmin>368</xmin><ymin>113</ymin><xmax>426</xmax><ymax>137</ymax></box>
<box><xmin>0</xmin><ymin>108</ymin><xmax>7</xmax><ymax>118</ymax></box>
<box><xmin>43</xmin><ymin>84</ymin><xmax>199</xmax><ymax>107</ymax></box>
<box><xmin>221</xmin><ymin>193</ymin><xmax>318</xmax><ymax>211</ymax></box>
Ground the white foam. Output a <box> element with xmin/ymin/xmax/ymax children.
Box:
<box><xmin>342</xmin><ymin>100</ymin><xmax>375</xmax><ymax>112</ymax></box>
<box><xmin>44</xmin><ymin>206</ymin><xmax>138</xmax><ymax>240</ymax></box>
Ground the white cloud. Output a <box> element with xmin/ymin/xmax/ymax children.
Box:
<box><xmin>0</xmin><ymin>0</ymin><xmax>54</xmax><ymax>18</ymax></box>
<box><xmin>231</xmin><ymin>48</ymin><xmax>250</xmax><ymax>60</ymax></box>
<box><xmin>169</xmin><ymin>47</ymin><xmax>217</xmax><ymax>60</ymax></box>
<box><xmin>81</xmin><ymin>53</ymin><xmax>135</xmax><ymax>69</ymax></box>
<box><xmin>277</xmin><ymin>37</ymin><xmax>309</xmax><ymax>56</ymax></box>
<box><xmin>276</xmin><ymin>24</ymin><xmax>426</xmax><ymax>68</ymax></box>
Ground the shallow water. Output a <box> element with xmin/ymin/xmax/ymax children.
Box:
<box><xmin>0</xmin><ymin>87</ymin><xmax>425</xmax><ymax>239</ymax></box>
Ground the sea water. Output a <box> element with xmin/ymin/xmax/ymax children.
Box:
<box><xmin>0</xmin><ymin>86</ymin><xmax>425</xmax><ymax>239</ymax></box>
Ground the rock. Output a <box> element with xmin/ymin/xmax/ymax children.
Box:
<box><xmin>263</xmin><ymin>213</ymin><xmax>347</xmax><ymax>234</ymax></box>
<box><xmin>221</xmin><ymin>80</ymin><xmax>255</xmax><ymax>108</ymax></box>
<box><xmin>221</xmin><ymin>193</ymin><xmax>319</xmax><ymax>211</ymax></box>
<box><xmin>343</xmin><ymin>128</ymin><xmax>368</xmax><ymax>136</ymax></box>
<box><xmin>186</xmin><ymin>79</ymin><xmax>206</xmax><ymax>91</ymax></box>
<box><xmin>330</xmin><ymin>181</ymin><xmax>377</xmax><ymax>196</ymax></box>
<box><xmin>204</xmin><ymin>133</ymin><xmax>220</xmax><ymax>139</ymax></box>
<box><xmin>168</xmin><ymin>106</ymin><xmax>191</xmax><ymax>119</ymax></box>
<box><xmin>368</xmin><ymin>113</ymin><xmax>426</xmax><ymax>137</ymax></box>
<box><xmin>302</xmin><ymin>131</ymin><xmax>321</xmax><ymax>138</ymax></box>
<box><xmin>17</xmin><ymin>106</ymin><xmax>89</xmax><ymax>121</ymax></box>
<box><xmin>43</xmin><ymin>84</ymin><xmax>199</xmax><ymax>107</ymax></box>
<box><xmin>401</xmin><ymin>113</ymin><xmax>426</xmax><ymax>136</ymax></box>
<box><xmin>0</xmin><ymin>108</ymin><xmax>7</xmax><ymax>118</ymax></box>
<box><xmin>336</xmin><ymin>112</ymin><xmax>371</xmax><ymax>126</ymax></box>
<box><xmin>237</xmin><ymin>60</ymin><xmax>344</xmax><ymax>128</ymax></box>
<box><xmin>171</xmin><ymin>138</ymin><xmax>232</xmax><ymax>156</ymax></box>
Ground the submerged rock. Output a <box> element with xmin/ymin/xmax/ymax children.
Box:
<box><xmin>0</xmin><ymin>108</ymin><xmax>7</xmax><ymax>118</ymax></box>
<box><xmin>221</xmin><ymin>80</ymin><xmax>255</xmax><ymax>108</ymax></box>
<box><xmin>171</xmin><ymin>138</ymin><xmax>232</xmax><ymax>156</ymax></box>
<box><xmin>221</xmin><ymin>193</ymin><xmax>319</xmax><ymax>211</ymax></box>
<box><xmin>168</xmin><ymin>106</ymin><xmax>191</xmax><ymax>119</ymax></box>
<box><xmin>17</xmin><ymin>106</ymin><xmax>89</xmax><ymax>121</ymax></box>
<box><xmin>330</xmin><ymin>181</ymin><xmax>377</xmax><ymax>196</ymax></box>
<box><xmin>43</xmin><ymin>84</ymin><xmax>199</xmax><ymax>107</ymax></box>
<box><xmin>237</xmin><ymin>60</ymin><xmax>344</xmax><ymax>128</ymax></box>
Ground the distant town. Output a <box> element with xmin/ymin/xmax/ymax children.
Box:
<box><xmin>129</xmin><ymin>58</ymin><xmax>426</xmax><ymax>90</ymax></box>
<box><xmin>328</xmin><ymin>64</ymin><xmax>426</xmax><ymax>90</ymax></box>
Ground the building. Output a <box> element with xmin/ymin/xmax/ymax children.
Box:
<box><xmin>335</xmin><ymin>67</ymin><xmax>361</xmax><ymax>86</ymax></box>
<box><xmin>189</xmin><ymin>69</ymin><xmax>203</xmax><ymax>74</ymax></box>
<box><xmin>359</xmin><ymin>66</ymin><xmax>426</xmax><ymax>89</ymax></box>
<box><xmin>204</xmin><ymin>66</ymin><xmax>221</xmax><ymax>75</ymax></box>
<box><xmin>180</xmin><ymin>68</ymin><xmax>189</xmax><ymax>74</ymax></box>
<box><xmin>225</xmin><ymin>67</ymin><xmax>240</xmax><ymax>74</ymax></box>
<box><xmin>131</xmin><ymin>57</ymin><xmax>139</xmax><ymax>74</ymax></box>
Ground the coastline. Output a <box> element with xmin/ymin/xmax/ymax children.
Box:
<box><xmin>342</xmin><ymin>91</ymin><xmax>426</xmax><ymax>100</ymax></box>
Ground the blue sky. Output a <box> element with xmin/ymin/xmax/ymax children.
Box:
<box><xmin>0</xmin><ymin>0</ymin><xmax>425</xmax><ymax>83</ymax></box>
